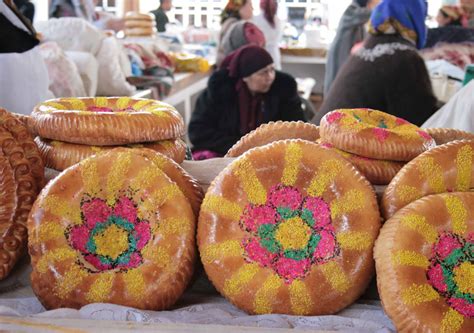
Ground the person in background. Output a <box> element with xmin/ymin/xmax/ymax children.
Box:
<box><xmin>221</xmin><ymin>20</ymin><xmax>266</xmax><ymax>60</ymax></box>
<box><xmin>436</xmin><ymin>5</ymin><xmax>462</xmax><ymax>26</ymax></box>
<box><xmin>315</xmin><ymin>0</ymin><xmax>438</xmax><ymax>127</ymax></box>
<box><xmin>460</xmin><ymin>0</ymin><xmax>474</xmax><ymax>27</ymax></box>
<box><xmin>423</xmin><ymin>80</ymin><xmax>474</xmax><ymax>133</ymax></box>
<box><xmin>189</xmin><ymin>45</ymin><xmax>306</xmax><ymax>159</ymax></box>
<box><xmin>252</xmin><ymin>0</ymin><xmax>283</xmax><ymax>69</ymax></box>
<box><xmin>323</xmin><ymin>0</ymin><xmax>379</xmax><ymax>96</ymax></box>
<box><xmin>0</xmin><ymin>0</ymin><xmax>52</xmax><ymax>115</ymax></box>
<box><xmin>150</xmin><ymin>0</ymin><xmax>171</xmax><ymax>33</ymax></box>
<box><xmin>13</xmin><ymin>0</ymin><xmax>33</xmax><ymax>22</ymax></box>
<box><xmin>216</xmin><ymin>0</ymin><xmax>253</xmax><ymax>66</ymax></box>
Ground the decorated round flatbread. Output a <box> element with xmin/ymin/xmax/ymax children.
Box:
<box><xmin>375</xmin><ymin>192</ymin><xmax>473</xmax><ymax>332</ymax></box>
<box><xmin>29</xmin><ymin>149</ymin><xmax>196</xmax><ymax>310</ymax></box>
<box><xmin>198</xmin><ymin>140</ymin><xmax>381</xmax><ymax>315</ymax></box>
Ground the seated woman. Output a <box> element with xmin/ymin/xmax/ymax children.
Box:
<box><xmin>315</xmin><ymin>0</ymin><xmax>438</xmax><ymax>126</ymax></box>
<box><xmin>189</xmin><ymin>45</ymin><xmax>305</xmax><ymax>159</ymax></box>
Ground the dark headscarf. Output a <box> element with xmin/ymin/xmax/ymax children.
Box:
<box><xmin>355</xmin><ymin>0</ymin><xmax>369</xmax><ymax>7</ymax></box>
<box><xmin>222</xmin><ymin>45</ymin><xmax>274</xmax><ymax>134</ymax></box>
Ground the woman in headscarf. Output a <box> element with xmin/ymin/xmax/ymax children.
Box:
<box><xmin>189</xmin><ymin>45</ymin><xmax>305</xmax><ymax>159</ymax></box>
<box><xmin>221</xmin><ymin>20</ymin><xmax>266</xmax><ymax>59</ymax></box>
<box><xmin>252</xmin><ymin>0</ymin><xmax>283</xmax><ymax>69</ymax></box>
<box><xmin>323</xmin><ymin>0</ymin><xmax>380</xmax><ymax>96</ymax></box>
<box><xmin>315</xmin><ymin>0</ymin><xmax>438</xmax><ymax>127</ymax></box>
<box><xmin>216</xmin><ymin>0</ymin><xmax>254</xmax><ymax>66</ymax></box>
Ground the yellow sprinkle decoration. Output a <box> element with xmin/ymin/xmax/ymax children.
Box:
<box><xmin>142</xmin><ymin>245</ymin><xmax>171</xmax><ymax>271</ymax></box>
<box><xmin>94</xmin><ymin>224</ymin><xmax>129</xmax><ymax>260</ymax></box>
<box><xmin>418</xmin><ymin>157</ymin><xmax>446</xmax><ymax>193</ymax></box>
<box><xmin>396</xmin><ymin>185</ymin><xmax>422</xmax><ymax>203</ymax></box>
<box><xmin>254</xmin><ymin>275</ymin><xmax>282</xmax><ymax>314</ymax></box>
<box><xmin>223</xmin><ymin>263</ymin><xmax>259</xmax><ymax>297</ymax></box>
<box><xmin>337</xmin><ymin>231</ymin><xmax>373</xmax><ymax>251</ymax></box>
<box><xmin>455</xmin><ymin>145</ymin><xmax>473</xmax><ymax>191</ymax></box>
<box><xmin>66</xmin><ymin>99</ymin><xmax>86</xmax><ymax>111</ymax></box>
<box><xmin>275</xmin><ymin>217</ymin><xmax>311</xmax><ymax>251</ymax></box>
<box><xmin>42</xmin><ymin>195</ymin><xmax>82</xmax><ymax>225</ymax></box>
<box><xmin>141</xmin><ymin>184</ymin><xmax>183</xmax><ymax>212</ymax></box>
<box><xmin>330</xmin><ymin>190</ymin><xmax>365</xmax><ymax>219</ymax></box>
<box><xmin>200</xmin><ymin>240</ymin><xmax>242</xmax><ymax>265</ymax></box>
<box><xmin>123</xmin><ymin>269</ymin><xmax>146</xmax><ymax>302</ymax></box>
<box><xmin>320</xmin><ymin>261</ymin><xmax>351</xmax><ymax>293</ymax></box>
<box><xmin>289</xmin><ymin>280</ymin><xmax>313</xmax><ymax>315</ymax></box>
<box><xmin>307</xmin><ymin>160</ymin><xmax>344</xmax><ymax>197</ymax></box>
<box><xmin>233</xmin><ymin>158</ymin><xmax>267</xmax><ymax>205</ymax></box>
<box><xmin>402</xmin><ymin>283</ymin><xmax>439</xmax><ymax>306</ymax></box>
<box><xmin>392</xmin><ymin>250</ymin><xmax>429</xmax><ymax>268</ymax></box>
<box><xmin>157</xmin><ymin>217</ymin><xmax>192</xmax><ymax>237</ymax></box>
<box><xmin>281</xmin><ymin>143</ymin><xmax>303</xmax><ymax>186</ymax></box>
<box><xmin>444</xmin><ymin>195</ymin><xmax>467</xmax><ymax>235</ymax></box>
<box><xmin>86</xmin><ymin>273</ymin><xmax>114</xmax><ymax>303</ymax></box>
<box><xmin>132</xmin><ymin>100</ymin><xmax>153</xmax><ymax>110</ymax></box>
<box><xmin>54</xmin><ymin>264</ymin><xmax>88</xmax><ymax>299</ymax></box>
<box><xmin>116</xmin><ymin>97</ymin><xmax>131</xmax><ymax>110</ymax></box>
<box><xmin>36</xmin><ymin>221</ymin><xmax>64</xmax><ymax>243</ymax></box>
<box><xmin>106</xmin><ymin>152</ymin><xmax>132</xmax><ymax>205</ymax></box>
<box><xmin>201</xmin><ymin>195</ymin><xmax>244</xmax><ymax>221</ymax></box>
<box><xmin>400</xmin><ymin>214</ymin><xmax>438</xmax><ymax>244</ymax></box>
<box><xmin>36</xmin><ymin>248</ymin><xmax>77</xmax><ymax>274</ymax></box>
<box><xmin>440</xmin><ymin>308</ymin><xmax>465</xmax><ymax>333</ymax></box>
<box><xmin>43</xmin><ymin>102</ymin><xmax>67</xmax><ymax>111</ymax></box>
<box><xmin>81</xmin><ymin>159</ymin><xmax>101</xmax><ymax>197</ymax></box>
<box><xmin>129</xmin><ymin>165</ymin><xmax>160</xmax><ymax>191</ymax></box>
<box><xmin>453</xmin><ymin>262</ymin><xmax>474</xmax><ymax>294</ymax></box>
<box><xmin>94</xmin><ymin>97</ymin><xmax>108</xmax><ymax>108</ymax></box>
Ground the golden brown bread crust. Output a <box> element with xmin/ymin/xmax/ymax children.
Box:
<box><xmin>0</xmin><ymin>128</ymin><xmax>38</xmax><ymax>280</ymax></box>
<box><xmin>118</xmin><ymin>147</ymin><xmax>204</xmax><ymax>217</ymax></box>
<box><xmin>0</xmin><ymin>109</ymin><xmax>45</xmax><ymax>187</ymax></box>
<box><xmin>124</xmin><ymin>28</ymin><xmax>156</xmax><ymax>37</ymax></box>
<box><xmin>125</xmin><ymin>12</ymin><xmax>155</xmax><ymax>21</ymax></box>
<box><xmin>29</xmin><ymin>149</ymin><xmax>196</xmax><ymax>310</ymax></box>
<box><xmin>375</xmin><ymin>192</ymin><xmax>474</xmax><ymax>333</ymax></box>
<box><xmin>226</xmin><ymin>121</ymin><xmax>320</xmax><ymax>157</ymax></box>
<box><xmin>425</xmin><ymin>128</ymin><xmax>474</xmax><ymax>145</ymax></box>
<box><xmin>10</xmin><ymin>112</ymin><xmax>36</xmax><ymax>136</ymax></box>
<box><xmin>382</xmin><ymin>140</ymin><xmax>474</xmax><ymax>220</ymax></box>
<box><xmin>35</xmin><ymin>137</ymin><xmax>187</xmax><ymax>171</ymax></box>
<box><xmin>318</xmin><ymin>142</ymin><xmax>404</xmax><ymax>185</ymax></box>
<box><xmin>320</xmin><ymin>109</ymin><xmax>436</xmax><ymax>161</ymax></box>
<box><xmin>198</xmin><ymin>139</ymin><xmax>381</xmax><ymax>315</ymax></box>
<box><xmin>31</xmin><ymin>97</ymin><xmax>185</xmax><ymax>145</ymax></box>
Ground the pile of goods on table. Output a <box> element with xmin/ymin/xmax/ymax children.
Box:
<box><xmin>0</xmin><ymin>102</ymin><xmax>472</xmax><ymax>332</ymax></box>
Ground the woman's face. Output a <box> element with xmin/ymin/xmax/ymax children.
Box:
<box><xmin>239</xmin><ymin>1</ymin><xmax>254</xmax><ymax>20</ymax></box>
<box><xmin>243</xmin><ymin>64</ymin><xmax>276</xmax><ymax>94</ymax></box>
<box><xmin>436</xmin><ymin>11</ymin><xmax>451</xmax><ymax>27</ymax></box>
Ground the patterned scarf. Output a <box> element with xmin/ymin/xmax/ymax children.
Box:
<box><xmin>368</xmin><ymin>0</ymin><xmax>428</xmax><ymax>49</ymax></box>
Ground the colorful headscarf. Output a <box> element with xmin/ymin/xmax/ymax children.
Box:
<box><xmin>260</xmin><ymin>0</ymin><xmax>277</xmax><ymax>27</ymax></box>
<box><xmin>368</xmin><ymin>0</ymin><xmax>428</xmax><ymax>49</ymax></box>
<box><xmin>221</xmin><ymin>0</ymin><xmax>246</xmax><ymax>23</ymax></box>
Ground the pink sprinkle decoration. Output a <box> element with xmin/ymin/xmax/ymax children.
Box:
<box><xmin>273</xmin><ymin>257</ymin><xmax>311</xmax><ymax>282</ymax></box>
<box><xmin>84</xmin><ymin>254</ymin><xmax>112</xmax><ymax>271</ymax></box>
<box><xmin>427</xmin><ymin>263</ymin><xmax>447</xmax><ymax>292</ymax></box>
<box><xmin>267</xmin><ymin>185</ymin><xmax>302</xmax><ymax>210</ymax></box>
<box><xmin>68</xmin><ymin>225</ymin><xmax>90</xmax><ymax>253</ymax></box>
<box><xmin>241</xmin><ymin>205</ymin><xmax>278</xmax><ymax>233</ymax></box>
<box><xmin>373</xmin><ymin>127</ymin><xmax>390</xmax><ymax>142</ymax></box>
<box><xmin>326</xmin><ymin>112</ymin><xmax>343</xmax><ymax>124</ymax></box>
<box><xmin>82</xmin><ymin>198</ymin><xmax>112</xmax><ymax>228</ymax></box>
<box><xmin>134</xmin><ymin>221</ymin><xmax>152</xmax><ymax>250</ymax></box>
<box><xmin>313</xmin><ymin>229</ymin><xmax>337</xmax><ymax>260</ymax></box>
<box><xmin>447</xmin><ymin>297</ymin><xmax>474</xmax><ymax>318</ymax></box>
<box><xmin>417</xmin><ymin>130</ymin><xmax>432</xmax><ymax>141</ymax></box>
<box><xmin>395</xmin><ymin>117</ymin><xmax>410</xmax><ymax>125</ymax></box>
<box><xmin>113</xmin><ymin>196</ymin><xmax>138</xmax><ymax>223</ymax></box>
<box><xmin>433</xmin><ymin>234</ymin><xmax>463</xmax><ymax>260</ymax></box>
<box><xmin>87</xmin><ymin>106</ymin><xmax>114</xmax><ymax>113</ymax></box>
<box><xmin>303</xmin><ymin>197</ymin><xmax>331</xmax><ymax>228</ymax></box>
<box><xmin>244</xmin><ymin>238</ymin><xmax>276</xmax><ymax>267</ymax></box>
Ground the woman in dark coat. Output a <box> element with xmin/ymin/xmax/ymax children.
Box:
<box><xmin>189</xmin><ymin>45</ymin><xmax>305</xmax><ymax>159</ymax></box>
<box><xmin>315</xmin><ymin>0</ymin><xmax>438</xmax><ymax>127</ymax></box>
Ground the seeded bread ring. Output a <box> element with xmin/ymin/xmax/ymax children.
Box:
<box><xmin>375</xmin><ymin>192</ymin><xmax>474</xmax><ymax>332</ymax></box>
<box><xmin>28</xmin><ymin>149</ymin><xmax>196</xmax><ymax>310</ymax></box>
<box><xmin>319</xmin><ymin>142</ymin><xmax>404</xmax><ymax>185</ymax></box>
<box><xmin>199</xmin><ymin>139</ymin><xmax>381</xmax><ymax>315</ymax></box>
<box><xmin>382</xmin><ymin>140</ymin><xmax>474</xmax><ymax>220</ymax></box>
<box><xmin>35</xmin><ymin>137</ymin><xmax>187</xmax><ymax>171</ymax></box>
<box><xmin>320</xmin><ymin>109</ymin><xmax>436</xmax><ymax>161</ymax></box>
<box><xmin>226</xmin><ymin>121</ymin><xmax>320</xmax><ymax>157</ymax></box>
<box><xmin>31</xmin><ymin>97</ymin><xmax>184</xmax><ymax>146</ymax></box>
<box><xmin>425</xmin><ymin>128</ymin><xmax>474</xmax><ymax>145</ymax></box>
